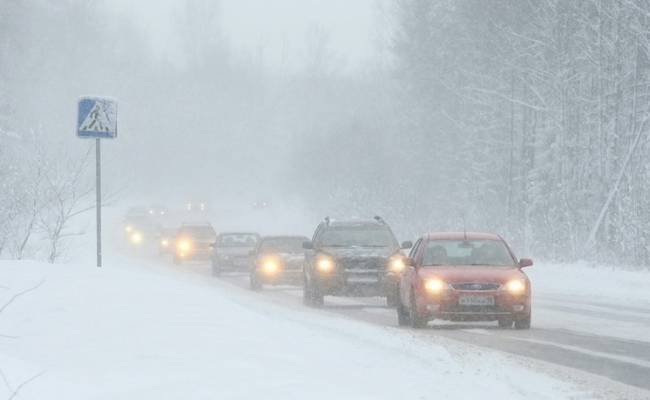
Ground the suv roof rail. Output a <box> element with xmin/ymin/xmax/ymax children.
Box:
<box><xmin>324</xmin><ymin>216</ymin><xmax>331</xmax><ymax>225</ymax></box>
<box><xmin>373</xmin><ymin>215</ymin><xmax>385</xmax><ymax>224</ymax></box>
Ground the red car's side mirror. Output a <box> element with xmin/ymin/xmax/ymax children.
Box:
<box><xmin>519</xmin><ymin>258</ymin><xmax>533</xmax><ymax>268</ymax></box>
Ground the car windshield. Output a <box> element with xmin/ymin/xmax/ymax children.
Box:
<box><xmin>422</xmin><ymin>239</ymin><xmax>515</xmax><ymax>266</ymax></box>
<box><xmin>180</xmin><ymin>226</ymin><xmax>216</xmax><ymax>239</ymax></box>
<box><xmin>218</xmin><ymin>234</ymin><xmax>258</xmax><ymax>247</ymax></box>
<box><xmin>260</xmin><ymin>237</ymin><xmax>306</xmax><ymax>253</ymax></box>
<box><xmin>320</xmin><ymin>227</ymin><xmax>397</xmax><ymax>248</ymax></box>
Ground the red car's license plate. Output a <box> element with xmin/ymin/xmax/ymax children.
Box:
<box><xmin>459</xmin><ymin>295</ymin><xmax>495</xmax><ymax>306</ymax></box>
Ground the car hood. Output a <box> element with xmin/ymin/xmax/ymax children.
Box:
<box><xmin>217</xmin><ymin>247</ymin><xmax>254</xmax><ymax>256</ymax></box>
<box><xmin>320</xmin><ymin>246</ymin><xmax>398</xmax><ymax>259</ymax></box>
<box><xmin>418</xmin><ymin>266</ymin><xmax>525</xmax><ymax>284</ymax></box>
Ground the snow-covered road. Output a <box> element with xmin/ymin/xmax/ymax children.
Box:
<box><xmin>1</xmin><ymin>255</ymin><xmax>649</xmax><ymax>399</ymax></box>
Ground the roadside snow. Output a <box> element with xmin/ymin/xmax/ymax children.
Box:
<box><xmin>529</xmin><ymin>262</ymin><xmax>650</xmax><ymax>343</ymax></box>
<box><xmin>0</xmin><ymin>260</ymin><xmax>584</xmax><ymax>400</ymax></box>
<box><xmin>529</xmin><ymin>262</ymin><xmax>650</xmax><ymax>304</ymax></box>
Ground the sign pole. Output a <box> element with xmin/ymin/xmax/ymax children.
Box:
<box><xmin>96</xmin><ymin>138</ymin><xmax>102</xmax><ymax>268</ymax></box>
<box><xmin>77</xmin><ymin>96</ymin><xmax>116</xmax><ymax>268</ymax></box>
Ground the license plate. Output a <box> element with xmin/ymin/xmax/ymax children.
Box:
<box><xmin>347</xmin><ymin>276</ymin><xmax>379</xmax><ymax>284</ymax></box>
<box><xmin>459</xmin><ymin>295</ymin><xmax>494</xmax><ymax>306</ymax></box>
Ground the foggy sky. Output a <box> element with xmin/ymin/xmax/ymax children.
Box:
<box><xmin>110</xmin><ymin>0</ymin><xmax>380</xmax><ymax>73</ymax></box>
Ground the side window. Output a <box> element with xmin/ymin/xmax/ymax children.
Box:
<box><xmin>409</xmin><ymin>238</ymin><xmax>422</xmax><ymax>258</ymax></box>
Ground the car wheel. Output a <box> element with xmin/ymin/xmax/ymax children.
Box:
<box><xmin>250</xmin><ymin>273</ymin><xmax>262</xmax><ymax>291</ymax></box>
<box><xmin>498</xmin><ymin>318</ymin><xmax>513</xmax><ymax>328</ymax></box>
<box><xmin>211</xmin><ymin>261</ymin><xmax>222</xmax><ymax>277</ymax></box>
<box><xmin>303</xmin><ymin>275</ymin><xmax>324</xmax><ymax>307</ymax></box>
<box><xmin>514</xmin><ymin>313</ymin><xmax>531</xmax><ymax>330</ymax></box>
<box><xmin>386</xmin><ymin>287</ymin><xmax>399</xmax><ymax>308</ymax></box>
<box><xmin>409</xmin><ymin>291</ymin><xmax>427</xmax><ymax>329</ymax></box>
<box><xmin>396</xmin><ymin>292</ymin><xmax>411</xmax><ymax>326</ymax></box>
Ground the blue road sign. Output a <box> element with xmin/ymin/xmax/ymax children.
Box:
<box><xmin>77</xmin><ymin>97</ymin><xmax>117</xmax><ymax>139</ymax></box>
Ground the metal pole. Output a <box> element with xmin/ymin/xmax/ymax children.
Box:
<box><xmin>96</xmin><ymin>138</ymin><xmax>102</xmax><ymax>267</ymax></box>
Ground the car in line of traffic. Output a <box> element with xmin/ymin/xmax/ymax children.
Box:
<box><xmin>395</xmin><ymin>232</ymin><xmax>532</xmax><ymax>329</ymax></box>
<box><xmin>249</xmin><ymin>235</ymin><xmax>309</xmax><ymax>290</ymax></box>
<box><xmin>137</xmin><ymin>211</ymin><xmax>533</xmax><ymax>330</ymax></box>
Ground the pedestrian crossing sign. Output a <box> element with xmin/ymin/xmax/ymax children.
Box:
<box><xmin>77</xmin><ymin>97</ymin><xmax>117</xmax><ymax>139</ymax></box>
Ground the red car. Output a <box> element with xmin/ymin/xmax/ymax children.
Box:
<box><xmin>397</xmin><ymin>232</ymin><xmax>532</xmax><ymax>329</ymax></box>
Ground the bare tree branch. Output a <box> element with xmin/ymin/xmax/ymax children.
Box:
<box><xmin>0</xmin><ymin>280</ymin><xmax>45</xmax><ymax>315</ymax></box>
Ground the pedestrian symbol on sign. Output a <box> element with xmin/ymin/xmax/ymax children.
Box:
<box><xmin>76</xmin><ymin>97</ymin><xmax>117</xmax><ymax>139</ymax></box>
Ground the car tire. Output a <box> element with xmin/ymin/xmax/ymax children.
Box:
<box><xmin>409</xmin><ymin>292</ymin><xmax>427</xmax><ymax>329</ymax></box>
<box><xmin>386</xmin><ymin>287</ymin><xmax>399</xmax><ymax>308</ymax></box>
<box><xmin>498</xmin><ymin>318</ymin><xmax>513</xmax><ymax>328</ymax></box>
<box><xmin>303</xmin><ymin>275</ymin><xmax>324</xmax><ymax>307</ymax></box>
<box><xmin>396</xmin><ymin>294</ymin><xmax>411</xmax><ymax>326</ymax></box>
<box><xmin>250</xmin><ymin>273</ymin><xmax>262</xmax><ymax>291</ymax></box>
<box><xmin>211</xmin><ymin>261</ymin><xmax>222</xmax><ymax>277</ymax></box>
<box><xmin>514</xmin><ymin>313</ymin><xmax>531</xmax><ymax>330</ymax></box>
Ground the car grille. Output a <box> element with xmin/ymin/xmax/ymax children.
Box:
<box><xmin>338</xmin><ymin>256</ymin><xmax>386</xmax><ymax>270</ymax></box>
<box><xmin>451</xmin><ymin>283</ymin><xmax>501</xmax><ymax>291</ymax></box>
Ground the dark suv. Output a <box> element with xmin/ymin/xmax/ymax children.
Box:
<box><xmin>302</xmin><ymin>217</ymin><xmax>411</xmax><ymax>307</ymax></box>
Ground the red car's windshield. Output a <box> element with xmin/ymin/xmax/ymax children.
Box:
<box><xmin>422</xmin><ymin>239</ymin><xmax>515</xmax><ymax>266</ymax></box>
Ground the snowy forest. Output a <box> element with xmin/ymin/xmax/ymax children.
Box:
<box><xmin>2</xmin><ymin>0</ymin><xmax>650</xmax><ymax>266</ymax></box>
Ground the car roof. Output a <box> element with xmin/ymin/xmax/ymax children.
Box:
<box><xmin>261</xmin><ymin>235</ymin><xmax>309</xmax><ymax>240</ymax></box>
<box><xmin>219</xmin><ymin>232</ymin><xmax>259</xmax><ymax>236</ymax></box>
<box><xmin>424</xmin><ymin>232</ymin><xmax>503</xmax><ymax>241</ymax></box>
<box><xmin>327</xmin><ymin>219</ymin><xmax>385</xmax><ymax>228</ymax></box>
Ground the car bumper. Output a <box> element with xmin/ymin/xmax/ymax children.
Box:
<box><xmin>177</xmin><ymin>250</ymin><xmax>211</xmax><ymax>261</ymax></box>
<box><xmin>215</xmin><ymin>256</ymin><xmax>252</xmax><ymax>270</ymax></box>
<box><xmin>419</xmin><ymin>291</ymin><xmax>530</xmax><ymax>321</ymax></box>
<box><xmin>257</xmin><ymin>269</ymin><xmax>303</xmax><ymax>286</ymax></box>
<box><xmin>313</xmin><ymin>271</ymin><xmax>399</xmax><ymax>297</ymax></box>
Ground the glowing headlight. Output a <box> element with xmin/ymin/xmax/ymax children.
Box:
<box><xmin>389</xmin><ymin>258</ymin><xmax>406</xmax><ymax>273</ymax></box>
<box><xmin>161</xmin><ymin>239</ymin><xmax>169</xmax><ymax>247</ymax></box>
<box><xmin>177</xmin><ymin>239</ymin><xmax>192</xmax><ymax>252</ymax></box>
<box><xmin>505</xmin><ymin>279</ymin><xmax>526</xmax><ymax>294</ymax></box>
<box><xmin>316</xmin><ymin>257</ymin><xmax>334</xmax><ymax>273</ymax></box>
<box><xmin>130</xmin><ymin>232</ymin><xmax>143</xmax><ymax>244</ymax></box>
<box><xmin>262</xmin><ymin>259</ymin><xmax>279</xmax><ymax>274</ymax></box>
<box><xmin>125</xmin><ymin>225</ymin><xmax>133</xmax><ymax>233</ymax></box>
<box><xmin>424</xmin><ymin>279</ymin><xmax>447</xmax><ymax>293</ymax></box>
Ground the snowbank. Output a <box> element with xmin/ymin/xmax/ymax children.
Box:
<box><xmin>0</xmin><ymin>260</ymin><xmax>581</xmax><ymax>399</ymax></box>
<box><xmin>529</xmin><ymin>262</ymin><xmax>650</xmax><ymax>304</ymax></box>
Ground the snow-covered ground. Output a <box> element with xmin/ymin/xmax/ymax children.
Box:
<box><xmin>0</xmin><ymin>259</ymin><xmax>586</xmax><ymax>400</ymax></box>
<box><xmin>528</xmin><ymin>263</ymin><xmax>650</xmax><ymax>343</ymax></box>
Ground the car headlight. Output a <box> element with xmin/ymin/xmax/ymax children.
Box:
<box><xmin>130</xmin><ymin>231</ymin><xmax>143</xmax><ymax>244</ymax></box>
<box><xmin>161</xmin><ymin>239</ymin><xmax>169</xmax><ymax>247</ymax></box>
<box><xmin>505</xmin><ymin>279</ymin><xmax>526</xmax><ymax>294</ymax></box>
<box><xmin>262</xmin><ymin>259</ymin><xmax>279</xmax><ymax>274</ymax></box>
<box><xmin>177</xmin><ymin>239</ymin><xmax>192</xmax><ymax>252</ymax></box>
<box><xmin>389</xmin><ymin>257</ymin><xmax>406</xmax><ymax>273</ymax></box>
<box><xmin>424</xmin><ymin>279</ymin><xmax>447</xmax><ymax>294</ymax></box>
<box><xmin>125</xmin><ymin>225</ymin><xmax>133</xmax><ymax>233</ymax></box>
<box><xmin>316</xmin><ymin>257</ymin><xmax>334</xmax><ymax>273</ymax></box>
